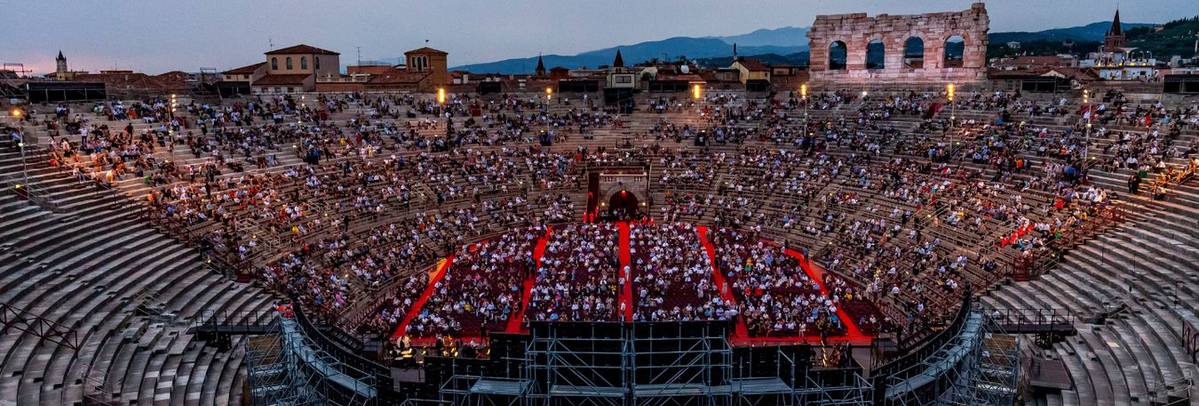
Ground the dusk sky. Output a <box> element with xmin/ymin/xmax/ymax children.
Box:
<box><xmin>6</xmin><ymin>0</ymin><xmax>1194</xmax><ymax>74</ymax></box>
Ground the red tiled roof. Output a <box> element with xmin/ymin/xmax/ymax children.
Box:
<box><xmin>252</xmin><ymin>74</ymin><xmax>311</xmax><ymax>86</ymax></box>
<box><xmin>368</xmin><ymin>71</ymin><xmax>429</xmax><ymax>84</ymax></box>
<box><xmin>1045</xmin><ymin>67</ymin><xmax>1099</xmax><ymax>81</ymax></box>
<box><xmin>223</xmin><ymin>62</ymin><xmax>265</xmax><ymax>75</ymax></box>
<box><xmin>74</xmin><ymin>72</ymin><xmax>189</xmax><ymax>92</ymax></box>
<box><xmin>735</xmin><ymin>59</ymin><xmax>769</xmax><ymax>71</ymax></box>
<box><xmin>405</xmin><ymin>47</ymin><xmax>448</xmax><ymax>56</ymax></box>
<box><xmin>265</xmin><ymin>44</ymin><xmax>339</xmax><ymax>55</ymax></box>
<box><xmin>657</xmin><ymin>73</ymin><xmax>706</xmax><ymax>83</ymax></box>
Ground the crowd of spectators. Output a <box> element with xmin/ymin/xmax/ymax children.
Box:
<box><xmin>526</xmin><ymin>224</ymin><xmax>621</xmax><ymax>322</ymax></box>
<box><xmin>10</xmin><ymin>87</ymin><xmax>1197</xmax><ymax>351</ymax></box>
<box><xmin>629</xmin><ymin>223</ymin><xmax>734</xmax><ymax>321</ymax></box>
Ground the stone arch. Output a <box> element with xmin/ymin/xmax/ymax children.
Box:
<box><xmin>943</xmin><ymin>34</ymin><xmax>966</xmax><ymax>68</ymax></box>
<box><xmin>903</xmin><ymin>36</ymin><xmax>925</xmax><ymax>69</ymax></box>
<box><xmin>805</xmin><ymin>3</ymin><xmax>989</xmax><ymax>84</ymax></box>
<box><xmin>828</xmin><ymin>40</ymin><xmax>848</xmax><ymax>70</ymax></box>
<box><xmin>598</xmin><ymin>186</ymin><xmax>642</xmax><ymax>220</ymax></box>
<box><xmin>866</xmin><ymin>38</ymin><xmax>886</xmax><ymax>70</ymax></box>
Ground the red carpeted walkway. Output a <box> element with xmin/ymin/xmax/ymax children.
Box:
<box><xmin>391</xmin><ymin>254</ymin><xmax>456</xmax><ymax>341</ymax></box>
<box><xmin>782</xmin><ymin>247</ymin><xmax>869</xmax><ymax>343</ymax></box>
<box><xmin>695</xmin><ymin>226</ymin><xmax>750</xmax><ymax>338</ymax></box>
<box><xmin>506</xmin><ymin>226</ymin><xmax>553</xmax><ymax>333</ymax></box>
<box><xmin>617</xmin><ymin>222</ymin><xmax>633</xmax><ymax>322</ymax></box>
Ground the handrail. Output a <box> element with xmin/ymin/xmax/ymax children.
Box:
<box><xmin>292</xmin><ymin>303</ymin><xmax>391</xmax><ymax>383</ymax></box>
<box><xmin>873</xmin><ymin>288</ymin><xmax>973</xmax><ymax>380</ymax></box>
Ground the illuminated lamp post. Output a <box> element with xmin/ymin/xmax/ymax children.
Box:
<box><xmin>947</xmin><ymin>83</ymin><xmax>956</xmax><ymax>132</ymax></box>
<box><xmin>1083</xmin><ymin>88</ymin><xmax>1092</xmax><ymax>167</ymax></box>
<box><xmin>800</xmin><ymin>83</ymin><xmax>809</xmax><ymax>137</ymax></box>
<box><xmin>10</xmin><ymin>109</ymin><xmax>27</xmax><ymax>189</ymax></box>
<box><xmin>436</xmin><ymin>87</ymin><xmax>446</xmax><ymax>116</ymax></box>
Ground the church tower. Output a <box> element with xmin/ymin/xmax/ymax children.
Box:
<box><xmin>55</xmin><ymin>51</ymin><xmax>68</xmax><ymax>78</ymax></box>
<box><xmin>1103</xmin><ymin>9</ymin><xmax>1127</xmax><ymax>51</ymax></box>
<box><xmin>535</xmin><ymin>54</ymin><xmax>546</xmax><ymax>77</ymax></box>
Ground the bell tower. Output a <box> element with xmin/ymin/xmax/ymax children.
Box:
<box><xmin>55</xmin><ymin>51</ymin><xmax>68</xmax><ymax>79</ymax></box>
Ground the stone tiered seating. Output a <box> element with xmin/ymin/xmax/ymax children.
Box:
<box><xmin>985</xmin><ymin>180</ymin><xmax>1199</xmax><ymax>405</ymax></box>
<box><xmin>0</xmin><ymin>138</ymin><xmax>269</xmax><ymax>405</ymax></box>
<box><xmin>1</xmin><ymin>86</ymin><xmax>1194</xmax><ymax>405</ymax></box>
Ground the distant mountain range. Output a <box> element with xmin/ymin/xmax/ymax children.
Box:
<box><xmin>989</xmin><ymin>21</ymin><xmax>1153</xmax><ymax>44</ymax></box>
<box><xmin>450</xmin><ymin>27</ymin><xmax>809</xmax><ymax>74</ymax></box>
<box><xmin>450</xmin><ymin>20</ymin><xmax>1156</xmax><ymax>74</ymax></box>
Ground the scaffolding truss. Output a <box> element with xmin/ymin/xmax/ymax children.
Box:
<box><xmin>434</xmin><ymin>322</ymin><xmax>873</xmax><ymax>406</ymax></box>
<box><xmin>939</xmin><ymin>317</ymin><xmax>1021</xmax><ymax>405</ymax></box>
<box><xmin>245</xmin><ymin>317</ymin><xmax>378</xmax><ymax>406</ymax></box>
<box><xmin>793</xmin><ymin>370</ymin><xmax>873</xmax><ymax>406</ymax></box>
<box><xmin>876</xmin><ymin>305</ymin><xmax>1021</xmax><ymax>406</ymax></box>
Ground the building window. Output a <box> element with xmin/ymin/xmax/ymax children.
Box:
<box><xmin>315</xmin><ymin>57</ymin><xmax>321</xmax><ymax>70</ymax></box>
<box><xmin>286</xmin><ymin>57</ymin><xmax>293</xmax><ymax>70</ymax></box>
<box><xmin>301</xmin><ymin>56</ymin><xmax>308</xmax><ymax>70</ymax></box>
<box><xmin>271</xmin><ymin>57</ymin><xmax>278</xmax><ymax>70</ymax></box>
<box><xmin>411</xmin><ymin>56</ymin><xmax>428</xmax><ymax>71</ymax></box>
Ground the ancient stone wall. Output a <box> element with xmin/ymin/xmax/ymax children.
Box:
<box><xmin>807</xmin><ymin>3</ymin><xmax>989</xmax><ymax>85</ymax></box>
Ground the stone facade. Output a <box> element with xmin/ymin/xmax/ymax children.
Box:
<box><xmin>807</xmin><ymin>3</ymin><xmax>989</xmax><ymax>85</ymax></box>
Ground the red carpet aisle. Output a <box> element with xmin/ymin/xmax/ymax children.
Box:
<box><xmin>783</xmin><ymin>247</ymin><xmax>869</xmax><ymax>343</ymax></box>
<box><xmin>694</xmin><ymin>226</ymin><xmax>751</xmax><ymax>339</ymax></box>
<box><xmin>506</xmin><ymin>226</ymin><xmax>553</xmax><ymax>333</ymax></box>
<box><xmin>392</xmin><ymin>254</ymin><xmax>456</xmax><ymax>340</ymax></box>
<box><xmin>618</xmin><ymin>222</ymin><xmax>633</xmax><ymax>322</ymax></box>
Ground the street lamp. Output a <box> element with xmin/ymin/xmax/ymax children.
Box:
<box><xmin>18</xmin><ymin>141</ymin><xmax>27</xmax><ymax>189</ymax></box>
<box><xmin>545</xmin><ymin>86</ymin><xmax>553</xmax><ymax>101</ymax></box>
<box><xmin>947</xmin><ymin>83</ymin><xmax>956</xmax><ymax>132</ymax></box>
<box><xmin>1083</xmin><ymin>88</ymin><xmax>1092</xmax><ymax>166</ymax></box>
<box><xmin>436</xmin><ymin>87</ymin><xmax>446</xmax><ymax>116</ymax></box>
<box><xmin>800</xmin><ymin>83</ymin><xmax>809</xmax><ymax>137</ymax></box>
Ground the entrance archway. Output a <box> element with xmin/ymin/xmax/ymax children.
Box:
<box><xmin>605</xmin><ymin>189</ymin><xmax>640</xmax><ymax>221</ymax></box>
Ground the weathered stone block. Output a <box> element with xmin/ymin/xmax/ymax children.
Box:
<box><xmin>808</xmin><ymin>2</ymin><xmax>989</xmax><ymax>85</ymax></box>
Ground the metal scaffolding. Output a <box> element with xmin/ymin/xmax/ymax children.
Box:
<box><xmin>527</xmin><ymin>322</ymin><xmax>631</xmax><ymax>406</ymax></box>
<box><xmin>939</xmin><ymin>316</ymin><xmax>1021</xmax><ymax>405</ymax></box>
<box><xmin>432</xmin><ymin>321</ymin><xmax>873</xmax><ymax>406</ymax></box>
<box><xmin>628</xmin><ymin>323</ymin><xmax>732</xmax><ymax>406</ymax></box>
<box><xmin>876</xmin><ymin>304</ymin><xmax>1021</xmax><ymax>406</ymax></box>
<box><xmin>244</xmin><ymin>317</ymin><xmax>378</xmax><ymax>406</ymax></box>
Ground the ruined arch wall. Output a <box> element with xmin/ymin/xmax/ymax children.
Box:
<box><xmin>807</xmin><ymin>3</ymin><xmax>989</xmax><ymax>85</ymax></box>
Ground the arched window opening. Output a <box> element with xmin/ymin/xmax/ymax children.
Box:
<box><xmin>944</xmin><ymin>35</ymin><xmax>965</xmax><ymax>68</ymax></box>
<box><xmin>829</xmin><ymin>41</ymin><xmax>848</xmax><ymax>70</ymax></box>
<box><xmin>866</xmin><ymin>39</ymin><xmax>886</xmax><ymax>70</ymax></box>
<box><xmin>903</xmin><ymin>37</ymin><xmax>924</xmax><ymax>68</ymax></box>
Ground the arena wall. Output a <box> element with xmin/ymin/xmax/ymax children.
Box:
<box><xmin>807</xmin><ymin>3</ymin><xmax>989</xmax><ymax>85</ymax></box>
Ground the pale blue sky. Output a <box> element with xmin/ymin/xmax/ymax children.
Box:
<box><xmin>4</xmin><ymin>0</ymin><xmax>1193</xmax><ymax>74</ymax></box>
